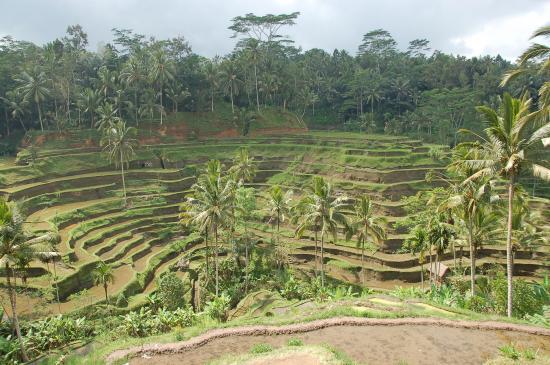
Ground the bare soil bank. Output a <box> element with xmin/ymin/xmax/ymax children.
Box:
<box><xmin>107</xmin><ymin>317</ymin><xmax>550</xmax><ymax>365</ymax></box>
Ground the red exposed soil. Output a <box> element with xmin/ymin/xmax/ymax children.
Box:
<box><xmin>108</xmin><ymin>317</ymin><xmax>550</xmax><ymax>365</ymax></box>
<box><xmin>250</xmin><ymin>127</ymin><xmax>308</xmax><ymax>137</ymax></box>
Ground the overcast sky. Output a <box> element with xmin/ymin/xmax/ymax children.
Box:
<box><xmin>1</xmin><ymin>0</ymin><xmax>549</xmax><ymax>61</ymax></box>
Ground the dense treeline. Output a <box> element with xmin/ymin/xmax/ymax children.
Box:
<box><xmin>0</xmin><ymin>13</ymin><xmax>544</xmax><ymax>150</ymax></box>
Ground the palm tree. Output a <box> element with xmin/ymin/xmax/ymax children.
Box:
<box><xmin>229</xmin><ymin>147</ymin><xmax>256</xmax><ymax>185</ymax></box>
<box><xmin>92</xmin><ymin>261</ymin><xmax>114</xmax><ymax>304</ymax></box>
<box><xmin>96</xmin><ymin>102</ymin><xmax>120</xmax><ymax>131</ymax></box>
<box><xmin>120</xmin><ymin>55</ymin><xmax>146</xmax><ymax>125</ymax></box>
<box><xmin>203</xmin><ymin>60</ymin><xmax>221</xmax><ymax>112</ymax></box>
<box><xmin>220</xmin><ymin>59</ymin><xmax>242</xmax><ymax>113</ymax></box>
<box><xmin>403</xmin><ymin>227</ymin><xmax>429</xmax><ymax>289</ymax></box>
<box><xmin>0</xmin><ymin>91</ymin><xmax>28</xmax><ymax>132</ymax></box>
<box><xmin>441</xmin><ymin>146</ymin><xmax>498</xmax><ymax>295</ymax></box>
<box><xmin>81</xmin><ymin>88</ymin><xmax>103</xmax><ymax>128</ymax></box>
<box><xmin>345</xmin><ymin>195</ymin><xmax>386</xmax><ymax>286</ymax></box>
<box><xmin>501</xmin><ymin>25</ymin><xmax>550</xmax><ymax>114</ymax></box>
<box><xmin>0</xmin><ymin>199</ymin><xmax>58</xmax><ymax>361</ymax></box>
<box><xmin>308</xmin><ymin>176</ymin><xmax>349</xmax><ymax>287</ymax></box>
<box><xmin>460</xmin><ymin>92</ymin><xmax>550</xmax><ymax>317</ymax></box>
<box><xmin>166</xmin><ymin>84</ymin><xmax>190</xmax><ymax>113</ymax></box>
<box><xmin>16</xmin><ymin>67</ymin><xmax>50</xmax><ymax>131</ymax></box>
<box><xmin>294</xmin><ymin>194</ymin><xmax>322</xmax><ymax>274</ymax></box>
<box><xmin>185</xmin><ymin>160</ymin><xmax>235</xmax><ymax>296</ymax></box>
<box><xmin>97</xmin><ymin>66</ymin><xmax>117</xmax><ymax>99</ymax></box>
<box><xmin>245</xmin><ymin>39</ymin><xmax>262</xmax><ymax>111</ymax></box>
<box><xmin>150</xmin><ymin>49</ymin><xmax>175</xmax><ymax>124</ymax></box>
<box><xmin>265</xmin><ymin>185</ymin><xmax>293</xmax><ymax>249</ymax></box>
<box><xmin>100</xmin><ymin>120</ymin><xmax>138</xmax><ymax>203</ymax></box>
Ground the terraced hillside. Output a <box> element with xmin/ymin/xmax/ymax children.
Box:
<box><xmin>1</xmin><ymin>130</ymin><xmax>549</xmax><ymax>319</ymax></box>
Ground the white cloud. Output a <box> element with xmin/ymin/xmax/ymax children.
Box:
<box><xmin>450</xmin><ymin>3</ymin><xmax>550</xmax><ymax>60</ymax></box>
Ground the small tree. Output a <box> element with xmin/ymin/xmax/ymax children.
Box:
<box><xmin>92</xmin><ymin>261</ymin><xmax>114</xmax><ymax>304</ymax></box>
<box><xmin>157</xmin><ymin>272</ymin><xmax>186</xmax><ymax>310</ymax></box>
<box><xmin>100</xmin><ymin>120</ymin><xmax>138</xmax><ymax>204</ymax></box>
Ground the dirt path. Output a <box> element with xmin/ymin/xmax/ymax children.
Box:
<box><xmin>107</xmin><ymin>317</ymin><xmax>550</xmax><ymax>365</ymax></box>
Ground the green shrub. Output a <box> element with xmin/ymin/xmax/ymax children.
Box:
<box><xmin>250</xmin><ymin>343</ymin><xmax>273</xmax><ymax>354</ymax></box>
<box><xmin>157</xmin><ymin>272</ymin><xmax>186</xmax><ymax>311</ymax></box>
<box><xmin>205</xmin><ymin>294</ymin><xmax>230</xmax><ymax>322</ymax></box>
<box><xmin>116</xmin><ymin>293</ymin><xmax>128</xmax><ymax>308</ymax></box>
<box><xmin>287</xmin><ymin>338</ymin><xmax>303</xmax><ymax>346</ymax></box>
<box><xmin>499</xmin><ymin>344</ymin><xmax>520</xmax><ymax>360</ymax></box>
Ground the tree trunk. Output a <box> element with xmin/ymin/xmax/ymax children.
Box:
<box><xmin>245</xmin><ymin>244</ymin><xmax>249</xmax><ymax>294</ymax></box>
<box><xmin>134</xmin><ymin>90</ymin><xmax>139</xmax><ymax>126</ymax></box>
<box><xmin>6</xmin><ymin>263</ymin><xmax>29</xmax><ymax>362</ymax></box>
<box><xmin>211</xmin><ymin>89</ymin><xmax>214</xmax><ymax>112</ymax></box>
<box><xmin>320</xmin><ymin>234</ymin><xmax>325</xmax><ymax>287</ymax></box>
<box><xmin>254</xmin><ymin>64</ymin><xmax>260</xmax><ymax>112</ymax></box>
<box><xmin>506</xmin><ymin>176</ymin><xmax>515</xmax><ymax>318</ymax></box>
<box><xmin>468</xmin><ymin>220</ymin><xmax>475</xmax><ymax>296</ymax></box>
<box><xmin>160</xmin><ymin>79</ymin><xmax>164</xmax><ymax>125</ymax></box>
<box><xmin>120</xmin><ymin>149</ymin><xmax>127</xmax><ymax>204</ymax></box>
<box><xmin>37</xmin><ymin>100</ymin><xmax>44</xmax><ymax>131</ymax></box>
<box><xmin>104</xmin><ymin>283</ymin><xmax>109</xmax><ymax>304</ymax></box>
<box><xmin>361</xmin><ymin>241</ymin><xmax>365</xmax><ymax>286</ymax></box>
<box><xmin>205</xmin><ymin>230</ymin><xmax>209</xmax><ymax>274</ymax></box>
<box><xmin>420</xmin><ymin>261</ymin><xmax>424</xmax><ymax>290</ymax></box>
<box><xmin>214</xmin><ymin>226</ymin><xmax>219</xmax><ymax>297</ymax></box>
<box><xmin>230</xmin><ymin>84</ymin><xmax>234</xmax><ymax>114</ymax></box>
<box><xmin>53</xmin><ymin>260</ymin><xmax>61</xmax><ymax>313</ymax></box>
<box><xmin>314</xmin><ymin>230</ymin><xmax>318</xmax><ymax>275</ymax></box>
<box><xmin>429</xmin><ymin>247</ymin><xmax>433</xmax><ymax>285</ymax></box>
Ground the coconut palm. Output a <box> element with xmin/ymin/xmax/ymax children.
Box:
<box><xmin>441</xmin><ymin>145</ymin><xmax>499</xmax><ymax>295</ymax></box>
<box><xmin>0</xmin><ymin>91</ymin><xmax>28</xmax><ymax>132</ymax></box>
<box><xmin>403</xmin><ymin>227</ymin><xmax>429</xmax><ymax>289</ymax></box>
<box><xmin>0</xmin><ymin>199</ymin><xmax>58</xmax><ymax>361</ymax></box>
<box><xmin>150</xmin><ymin>49</ymin><xmax>175</xmax><ymax>124</ymax></box>
<box><xmin>245</xmin><ymin>39</ymin><xmax>262</xmax><ymax>111</ymax></box>
<box><xmin>460</xmin><ymin>92</ymin><xmax>550</xmax><ymax>317</ymax></box>
<box><xmin>96</xmin><ymin>102</ymin><xmax>120</xmax><ymax>131</ymax></box>
<box><xmin>80</xmin><ymin>88</ymin><xmax>103</xmax><ymax>128</ymax></box>
<box><xmin>265</xmin><ymin>185</ymin><xmax>293</xmax><ymax>247</ymax></box>
<box><xmin>100</xmin><ymin>120</ymin><xmax>138</xmax><ymax>203</ymax></box>
<box><xmin>166</xmin><ymin>84</ymin><xmax>190</xmax><ymax>113</ymax></box>
<box><xmin>501</xmin><ymin>25</ymin><xmax>550</xmax><ymax>114</ymax></box>
<box><xmin>185</xmin><ymin>160</ymin><xmax>235</xmax><ymax>296</ymax></box>
<box><xmin>229</xmin><ymin>147</ymin><xmax>256</xmax><ymax>185</ymax></box>
<box><xmin>345</xmin><ymin>195</ymin><xmax>386</xmax><ymax>286</ymax></box>
<box><xmin>203</xmin><ymin>59</ymin><xmax>221</xmax><ymax>112</ymax></box>
<box><xmin>96</xmin><ymin>66</ymin><xmax>117</xmax><ymax>99</ymax></box>
<box><xmin>92</xmin><ymin>261</ymin><xmax>114</xmax><ymax>304</ymax></box>
<box><xmin>120</xmin><ymin>55</ymin><xmax>146</xmax><ymax>125</ymax></box>
<box><xmin>308</xmin><ymin>176</ymin><xmax>349</xmax><ymax>287</ymax></box>
<box><xmin>294</xmin><ymin>194</ymin><xmax>322</xmax><ymax>274</ymax></box>
<box><xmin>15</xmin><ymin>67</ymin><xmax>50</xmax><ymax>131</ymax></box>
<box><xmin>220</xmin><ymin>59</ymin><xmax>242</xmax><ymax>113</ymax></box>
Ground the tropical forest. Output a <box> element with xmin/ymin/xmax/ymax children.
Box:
<box><xmin>0</xmin><ymin>4</ymin><xmax>549</xmax><ymax>365</ymax></box>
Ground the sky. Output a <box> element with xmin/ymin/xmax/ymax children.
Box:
<box><xmin>1</xmin><ymin>0</ymin><xmax>549</xmax><ymax>61</ymax></box>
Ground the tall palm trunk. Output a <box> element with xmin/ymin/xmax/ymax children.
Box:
<box><xmin>468</xmin><ymin>220</ymin><xmax>476</xmax><ymax>296</ymax></box>
<box><xmin>320</xmin><ymin>233</ymin><xmax>325</xmax><ymax>287</ymax></box>
<box><xmin>53</xmin><ymin>260</ymin><xmax>61</xmax><ymax>313</ymax></box>
<box><xmin>215</xmin><ymin>226</ymin><xmax>219</xmax><ymax>297</ymax></box>
<box><xmin>104</xmin><ymin>283</ymin><xmax>109</xmax><ymax>303</ymax></box>
<box><xmin>314</xmin><ymin>229</ymin><xmax>318</xmax><ymax>274</ymax></box>
<box><xmin>506</xmin><ymin>176</ymin><xmax>515</xmax><ymax>317</ymax></box>
<box><xmin>37</xmin><ymin>100</ymin><xmax>44</xmax><ymax>131</ymax></box>
<box><xmin>254</xmin><ymin>64</ymin><xmax>260</xmax><ymax>112</ymax></box>
<box><xmin>361</xmin><ymin>241</ymin><xmax>365</xmax><ymax>286</ymax></box>
<box><xmin>6</xmin><ymin>263</ymin><xmax>29</xmax><ymax>362</ymax></box>
<box><xmin>120</xmin><ymin>149</ymin><xmax>127</xmax><ymax>203</ymax></box>
<box><xmin>204</xmin><ymin>230</ymin><xmax>209</xmax><ymax>274</ymax></box>
<box><xmin>420</xmin><ymin>261</ymin><xmax>424</xmax><ymax>290</ymax></box>
<box><xmin>429</xmin><ymin>246</ymin><xmax>433</xmax><ymax>285</ymax></box>
<box><xmin>230</xmin><ymin>83</ymin><xmax>234</xmax><ymax>114</ymax></box>
<box><xmin>159</xmin><ymin>78</ymin><xmax>164</xmax><ymax>125</ymax></box>
<box><xmin>134</xmin><ymin>90</ymin><xmax>139</xmax><ymax>126</ymax></box>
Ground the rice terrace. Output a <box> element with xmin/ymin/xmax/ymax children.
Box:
<box><xmin>0</xmin><ymin>2</ymin><xmax>549</xmax><ymax>364</ymax></box>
